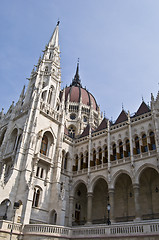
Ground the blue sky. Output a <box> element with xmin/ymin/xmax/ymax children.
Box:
<box><xmin>1</xmin><ymin>0</ymin><xmax>159</xmax><ymax>121</ymax></box>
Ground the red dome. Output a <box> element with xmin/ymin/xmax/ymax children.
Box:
<box><xmin>64</xmin><ymin>86</ymin><xmax>98</xmax><ymax>111</ymax></box>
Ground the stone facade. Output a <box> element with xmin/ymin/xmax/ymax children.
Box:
<box><xmin>0</xmin><ymin>22</ymin><xmax>159</xmax><ymax>239</ymax></box>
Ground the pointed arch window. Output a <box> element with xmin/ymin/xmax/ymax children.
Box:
<box><xmin>112</xmin><ymin>143</ymin><xmax>117</xmax><ymax>160</ymax></box>
<box><xmin>32</xmin><ymin>187</ymin><xmax>41</xmax><ymax>207</ymax></box>
<box><xmin>98</xmin><ymin>148</ymin><xmax>102</xmax><ymax>164</ymax></box>
<box><xmin>119</xmin><ymin>141</ymin><xmax>123</xmax><ymax>159</ymax></box>
<box><xmin>125</xmin><ymin>139</ymin><xmax>130</xmax><ymax>157</ymax></box>
<box><xmin>47</xmin><ymin>86</ymin><xmax>53</xmax><ymax>104</ymax></box>
<box><xmin>135</xmin><ymin>136</ymin><xmax>140</xmax><ymax>154</ymax></box>
<box><xmin>142</xmin><ymin>134</ymin><xmax>148</xmax><ymax>152</ymax></box>
<box><xmin>85</xmin><ymin>152</ymin><xmax>88</xmax><ymax>168</ymax></box>
<box><xmin>80</xmin><ymin>154</ymin><xmax>84</xmax><ymax>170</ymax></box>
<box><xmin>64</xmin><ymin>153</ymin><xmax>68</xmax><ymax>170</ymax></box>
<box><xmin>75</xmin><ymin>155</ymin><xmax>78</xmax><ymax>171</ymax></box>
<box><xmin>93</xmin><ymin>150</ymin><xmax>96</xmax><ymax>166</ymax></box>
<box><xmin>149</xmin><ymin>131</ymin><xmax>156</xmax><ymax>150</ymax></box>
<box><xmin>104</xmin><ymin>146</ymin><xmax>108</xmax><ymax>163</ymax></box>
<box><xmin>40</xmin><ymin>135</ymin><xmax>48</xmax><ymax>155</ymax></box>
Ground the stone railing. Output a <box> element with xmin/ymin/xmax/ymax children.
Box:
<box><xmin>1</xmin><ymin>220</ymin><xmax>159</xmax><ymax>239</ymax></box>
<box><xmin>72</xmin><ymin>221</ymin><xmax>159</xmax><ymax>238</ymax></box>
<box><xmin>40</xmin><ymin>100</ymin><xmax>61</xmax><ymax>122</ymax></box>
<box><xmin>0</xmin><ymin>220</ymin><xmax>22</xmax><ymax>233</ymax></box>
<box><xmin>23</xmin><ymin>224</ymin><xmax>71</xmax><ymax>237</ymax></box>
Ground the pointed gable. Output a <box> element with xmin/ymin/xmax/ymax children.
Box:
<box><xmin>135</xmin><ymin>101</ymin><xmax>150</xmax><ymax>116</ymax></box>
<box><xmin>79</xmin><ymin>124</ymin><xmax>90</xmax><ymax>138</ymax></box>
<box><xmin>115</xmin><ymin>110</ymin><xmax>128</xmax><ymax>124</ymax></box>
<box><xmin>95</xmin><ymin>118</ymin><xmax>107</xmax><ymax>132</ymax></box>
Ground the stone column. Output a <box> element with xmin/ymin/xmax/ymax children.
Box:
<box><xmin>68</xmin><ymin>196</ymin><xmax>74</xmax><ymax>226</ymax></box>
<box><xmin>133</xmin><ymin>184</ymin><xmax>141</xmax><ymax>221</ymax></box>
<box><xmin>108</xmin><ymin>188</ymin><xmax>115</xmax><ymax>222</ymax></box>
<box><xmin>87</xmin><ymin>192</ymin><xmax>93</xmax><ymax>225</ymax></box>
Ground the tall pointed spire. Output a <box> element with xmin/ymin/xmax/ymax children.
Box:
<box><xmin>48</xmin><ymin>20</ymin><xmax>60</xmax><ymax>48</ymax></box>
<box><xmin>71</xmin><ymin>59</ymin><xmax>82</xmax><ymax>87</ymax></box>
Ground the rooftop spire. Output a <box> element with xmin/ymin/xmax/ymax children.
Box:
<box><xmin>48</xmin><ymin>21</ymin><xmax>60</xmax><ymax>48</ymax></box>
<box><xmin>71</xmin><ymin>59</ymin><xmax>82</xmax><ymax>87</ymax></box>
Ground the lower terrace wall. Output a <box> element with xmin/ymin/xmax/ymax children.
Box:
<box><xmin>1</xmin><ymin>220</ymin><xmax>159</xmax><ymax>240</ymax></box>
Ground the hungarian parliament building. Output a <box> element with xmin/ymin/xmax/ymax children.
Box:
<box><xmin>0</xmin><ymin>22</ymin><xmax>159</xmax><ymax>240</ymax></box>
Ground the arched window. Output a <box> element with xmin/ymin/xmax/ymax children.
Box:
<box><xmin>75</xmin><ymin>203</ymin><xmax>81</xmax><ymax>223</ymax></box>
<box><xmin>68</xmin><ymin>125</ymin><xmax>76</xmax><ymax>138</ymax></box>
<box><xmin>135</xmin><ymin>136</ymin><xmax>140</xmax><ymax>154</ymax></box>
<box><xmin>47</xmin><ymin>86</ymin><xmax>53</xmax><ymax>104</ymax></box>
<box><xmin>149</xmin><ymin>132</ymin><xmax>156</xmax><ymax>150</ymax></box>
<box><xmin>0</xmin><ymin>129</ymin><xmax>7</xmax><ymax>147</ymax></box>
<box><xmin>45</xmin><ymin>66</ymin><xmax>48</xmax><ymax>72</ymax></box>
<box><xmin>36</xmin><ymin>166</ymin><xmax>40</xmax><ymax>177</ymax></box>
<box><xmin>112</xmin><ymin>143</ymin><xmax>116</xmax><ymax>160</ymax></box>
<box><xmin>98</xmin><ymin>148</ymin><xmax>102</xmax><ymax>164</ymax></box>
<box><xmin>104</xmin><ymin>146</ymin><xmax>108</xmax><ymax>163</ymax></box>
<box><xmin>142</xmin><ymin>134</ymin><xmax>148</xmax><ymax>152</ymax></box>
<box><xmin>119</xmin><ymin>141</ymin><xmax>123</xmax><ymax>159</ymax></box>
<box><xmin>125</xmin><ymin>139</ymin><xmax>130</xmax><ymax>157</ymax></box>
<box><xmin>93</xmin><ymin>150</ymin><xmax>96</xmax><ymax>166</ymax></box>
<box><xmin>64</xmin><ymin>153</ymin><xmax>68</xmax><ymax>170</ymax></box>
<box><xmin>85</xmin><ymin>152</ymin><xmax>88</xmax><ymax>168</ymax></box>
<box><xmin>40</xmin><ymin>168</ymin><xmax>44</xmax><ymax>178</ymax></box>
<box><xmin>32</xmin><ymin>187</ymin><xmax>41</xmax><ymax>207</ymax></box>
<box><xmin>40</xmin><ymin>135</ymin><xmax>48</xmax><ymax>155</ymax></box>
<box><xmin>50</xmin><ymin>210</ymin><xmax>57</xmax><ymax>225</ymax></box>
<box><xmin>75</xmin><ymin>155</ymin><xmax>78</xmax><ymax>171</ymax></box>
<box><xmin>80</xmin><ymin>154</ymin><xmax>84</xmax><ymax>170</ymax></box>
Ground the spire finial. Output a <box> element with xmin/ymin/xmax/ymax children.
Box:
<box><xmin>57</xmin><ymin>19</ymin><xmax>60</xmax><ymax>26</ymax></box>
<box><xmin>142</xmin><ymin>95</ymin><xmax>144</xmax><ymax>102</ymax></box>
<box><xmin>122</xmin><ymin>103</ymin><xmax>124</xmax><ymax>110</ymax></box>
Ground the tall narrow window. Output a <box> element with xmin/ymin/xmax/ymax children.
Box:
<box><xmin>113</xmin><ymin>144</ymin><xmax>116</xmax><ymax>160</ymax></box>
<box><xmin>85</xmin><ymin>152</ymin><xmax>88</xmax><ymax>168</ymax></box>
<box><xmin>64</xmin><ymin>153</ymin><xmax>68</xmax><ymax>170</ymax></box>
<box><xmin>142</xmin><ymin>134</ymin><xmax>148</xmax><ymax>152</ymax></box>
<box><xmin>47</xmin><ymin>86</ymin><xmax>53</xmax><ymax>104</ymax></box>
<box><xmin>40</xmin><ymin>168</ymin><xmax>44</xmax><ymax>178</ymax></box>
<box><xmin>150</xmin><ymin>131</ymin><xmax>156</xmax><ymax>150</ymax></box>
<box><xmin>36</xmin><ymin>166</ymin><xmax>40</xmax><ymax>177</ymax></box>
<box><xmin>75</xmin><ymin>155</ymin><xmax>78</xmax><ymax>171</ymax></box>
<box><xmin>126</xmin><ymin>139</ymin><xmax>130</xmax><ymax>157</ymax></box>
<box><xmin>98</xmin><ymin>148</ymin><xmax>102</xmax><ymax>164</ymax></box>
<box><xmin>104</xmin><ymin>146</ymin><xmax>108</xmax><ymax>163</ymax></box>
<box><xmin>135</xmin><ymin>136</ymin><xmax>140</xmax><ymax>154</ymax></box>
<box><xmin>40</xmin><ymin>135</ymin><xmax>48</xmax><ymax>155</ymax></box>
<box><xmin>93</xmin><ymin>150</ymin><xmax>96</xmax><ymax>166</ymax></box>
<box><xmin>32</xmin><ymin>188</ymin><xmax>41</xmax><ymax>207</ymax></box>
<box><xmin>119</xmin><ymin>141</ymin><xmax>123</xmax><ymax>159</ymax></box>
<box><xmin>80</xmin><ymin>154</ymin><xmax>84</xmax><ymax>170</ymax></box>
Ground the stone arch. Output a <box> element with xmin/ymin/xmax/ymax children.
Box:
<box><xmin>91</xmin><ymin>177</ymin><xmax>108</xmax><ymax>224</ymax></box>
<box><xmin>138</xmin><ymin>166</ymin><xmax>159</xmax><ymax>220</ymax></box>
<box><xmin>111</xmin><ymin>169</ymin><xmax>133</xmax><ymax>188</ymax></box>
<box><xmin>114</xmin><ymin>172</ymin><xmax>135</xmax><ymax>222</ymax></box>
<box><xmin>73</xmin><ymin>181</ymin><xmax>87</xmax><ymax>225</ymax></box>
<box><xmin>71</xmin><ymin>180</ymin><xmax>87</xmax><ymax>196</ymax></box>
<box><xmin>136</xmin><ymin>163</ymin><xmax>159</xmax><ymax>184</ymax></box>
<box><xmin>0</xmin><ymin>199</ymin><xmax>11</xmax><ymax>220</ymax></box>
<box><xmin>40</xmin><ymin>131</ymin><xmax>54</xmax><ymax>157</ymax></box>
<box><xmin>49</xmin><ymin>209</ymin><xmax>57</xmax><ymax>225</ymax></box>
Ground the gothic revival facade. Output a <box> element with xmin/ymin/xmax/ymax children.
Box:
<box><xmin>0</xmin><ymin>22</ymin><xmax>159</xmax><ymax>239</ymax></box>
